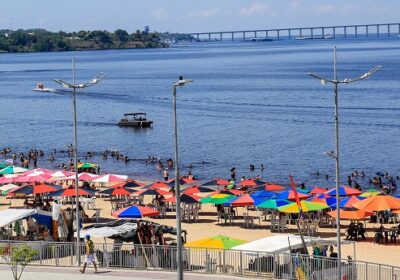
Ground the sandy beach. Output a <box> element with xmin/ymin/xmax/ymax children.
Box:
<box><xmin>1</xmin><ymin>185</ymin><xmax>399</xmax><ymax>267</ymax></box>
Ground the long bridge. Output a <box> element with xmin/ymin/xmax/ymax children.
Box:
<box><xmin>188</xmin><ymin>23</ymin><xmax>400</xmax><ymax>41</ymax></box>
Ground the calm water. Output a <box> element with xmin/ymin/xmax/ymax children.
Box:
<box><xmin>1</xmin><ymin>38</ymin><xmax>400</xmax><ymax>187</ymax></box>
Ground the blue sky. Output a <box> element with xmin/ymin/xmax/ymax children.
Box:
<box><xmin>1</xmin><ymin>0</ymin><xmax>399</xmax><ymax>33</ymax></box>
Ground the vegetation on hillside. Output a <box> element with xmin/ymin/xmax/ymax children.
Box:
<box><xmin>0</xmin><ymin>28</ymin><xmax>174</xmax><ymax>53</ymax></box>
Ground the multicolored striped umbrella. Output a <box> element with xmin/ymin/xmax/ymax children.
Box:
<box><xmin>255</xmin><ymin>199</ymin><xmax>291</xmax><ymax>209</ymax></box>
<box><xmin>325</xmin><ymin>186</ymin><xmax>361</xmax><ymax>197</ymax></box>
<box><xmin>0</xmin><ymin>166</ymin><xmax>28</xmax><ymax>175</ymax></box>
<box><xmin>224</xmin><ymin>194</ymin><xmax>255</xmax><ymax>207</ymax></box>
<box><xmin>360</xmin><ymin>188</ymin><xmax>382</xmax><ymax>197</ymax></box>
<box><xmin>275</xmin><ymin>190</ymin><xmax>310</xmax><ymax>201</ymax></box>
<box><xmin>278</xmin><ymin>200</ymin><xmax>329</xmax><ymax>213</ymax></box>
<box><xmin>112</xmin><ymin>205</ymin><xmax>160</xmax><ymax>218</ymax></box>
<box><xmin>200</xmin><ymin>194</ymin><xmax>235</xmax><ymax>205</ymax></box>
<box><xmin>309</xmin><ymin>186</ymin><xmax>328</xmax><ymax>195</ymax></box>
<box><xmin>185</xmin><ymin>235</ymin><xmax>247</xmax><ymax>249</ymax></box>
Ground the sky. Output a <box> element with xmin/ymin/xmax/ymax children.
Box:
<box><xmin>1</xmin><ymin>0</ymin><xmax>400</xmax><ymax>33</ymax></box>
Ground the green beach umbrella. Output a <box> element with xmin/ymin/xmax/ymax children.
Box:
<box><xmin>360</xmin><ymin>188</ymin><xmax>381</xmax><ymax>197</ymax></box>
<box><xmin>256</xmin><ymin>199</ymin><xmax>291</xmax><ymax>209</ymax></box>
<box><xmin>0</xmin><ymin>166</ymin><xmax>27</xmax><ymax>175</ymax></box>
<box><xmin>200</xmin><ymin>194</ymin><xmax>235</xmax><ymax>205</ymax></box>
<box><xmin>78</xmin><ymin>162</ymin><xmax>98</xmax><ymax>169</ymax></box>
<box><xmin>278</xmin><ymin>200</ymin><xmax>329</xmax><ymax>213</ymax></box>
<box><xmin>185</xmin><ymin>235</ymin><xmax>247</xmax><ymax>249</ymax></box>
<box><xmin>0</xmin><ymin>163</ymin><xmax>8</xmax><ymax>170</ymax></box>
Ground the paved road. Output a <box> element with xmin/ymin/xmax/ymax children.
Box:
<box><xmin>0</xmin><ymin>265</ymin><xmax>248</xmax><ymax>280</ymax></box>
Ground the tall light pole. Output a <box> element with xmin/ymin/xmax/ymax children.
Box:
<box><xmin>53</xmin><ymin>57</ymin><xmax>107</xmax><ymax>265</ymax></box>
<box><xmin>173</xmin><ymin>76</ymin><xmax>193</xmax><ymax>280</ymax></box>
<box><xmin>309</xmin><ymin>46</ymin><xmax>381</xmax><ymax>278</ymax></box>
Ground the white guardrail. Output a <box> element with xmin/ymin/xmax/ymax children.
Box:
<box><xmin>0</xmin><ymin>241</ymin><xmax>399</xmax><ymax>280</ymax></box>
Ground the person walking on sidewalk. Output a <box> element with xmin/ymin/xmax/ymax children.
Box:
<box><xmin>80</xmin><ymin>234</ymin><xmax>98</xmax><ymax>274</ymax></box>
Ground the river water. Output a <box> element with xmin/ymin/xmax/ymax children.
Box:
<box><xmin>0</xmin><ymin>37</ymin><xmax>400</xmax><ymax>187</ymax></box>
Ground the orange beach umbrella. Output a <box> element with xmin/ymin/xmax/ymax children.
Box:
<box><xmin>353</xmin><ymin>195</ymin><xmax>400</xmax><ymax>212</ymax></box>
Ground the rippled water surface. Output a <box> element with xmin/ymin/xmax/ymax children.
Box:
<box><xmin>1</xmin><ymin>38</ymin><xmax>400</xmax><ymax>186</ymax></box>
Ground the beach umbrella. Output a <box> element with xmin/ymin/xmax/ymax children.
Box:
<box><xmin>14</xmin><ymin>174</ymin><xmax>53</xmax><ymax>183</ymax></box>
<box><xmin>238</xmin><ymin>179</ymin><xmax>265</xmax><ymax>188</ymax></box>
<box><xmin>51</xmin><ymin>170</ymin><xmax>75</xmax><ymax>179</ymax></box>
<box><xmin>278</xmin><ymin>200</ymin><xmax>329</xmax><ymax>213</ymax></box>
<box><xmin>251</xmin><ymin>190</ymin><xmax>275</xmax><ymax>198</ymax></box>
<box><xmin>353</xmin><ymin>195</ymin><xmax>400</xmax><ymax>211</ymax></box>
<box><xmin>50</xmin><ymin>187</ymin><xmax>96</xmax><ymax>197</ymax></box>
<box><xmin>264</xmin><ymin>184</ymin><xmax>286</xmax><ymax>192</ymax></box>
<box><xmin>185</xmin><ymin>235</ymin><xmax>247</xmax><ymax>249</ymax></box>
<box><xmin>138</xmin><ymin>189</ymin><xmax>170</xmax><ymax>196</ymax></box>
<box><xmin>78</xmin><ymin>162</ymin><xmax>98</xmax><ymax>169</ymax></box>
<box><xmin>331</xmin><ymin>196</ymin><xmax>365</xmax><ymax>210</ymax></box>
<box><xmin>11</xmin><ymin>183</ymin><xmax>62</xmax><ymax>195</ymax></box>
<box><xmin>327</xmin><ymin>208</ymin><xmax>373</xmax><ymax>220</ymax></box>
<box><xmin>309</xmin><ymin>186</ymin><xmax>328</xmax><ymax>195</ymax></box>
<box><xmin>169</xmin><ymin>178</ymin><xmax>199</xmax><ymax>186</ymax></box>
<box><xmin>65</xmin><ymin>172</ymin><xmax>99</xmax><ymax>181</ymax></box>
<box><xmin>0</xmin><ymin>163</ymin><xmax>8</xmax><ymax>169</ymax></box>
<box><xmin>112</xmin><ymin>205</ymin><xmax>160</xmax><ymax>218</ymax></box>
<box><xmin>210</xmin><ymin>189</ymin><xmax>243</xmax><ymax>196</ymax></box>
<box><xmin>165</xmin><ymin>194</ymin><xmax>200</xmax><ymax>204</ymax></box>
<box><xmin>145</xmin><ymin>181</ymin><xmax>174</xmax><ymax>189</ymax></box>
<box><xmin>0</xmin><ymin>166</ymin><xmax>27</xmax><ymax>175</ymax></box>
<box><xmin>93</xmin><ymin>174</ymin><xmax>128</xmax><ymax>183</ymax></box>
<box><xmin>112</xmin><ymin>180</ymin><xmax>143</xmax><ymax>188</ymax></box>
<box><xmin>0</xmin><ymin>183</ymin><xmax>19</xmax><ymax>195</ymax></box>
<box><xmin>183</xmin><ymin>186</ymin><xmax>214</xmax><ymax>194</ymax></box>
<box><xmin>200</xmin><ymin>194</ymin><xmax>235</xmax><ymax>205</ymax></box>
<box><xmin>325</xmin><ymin>186</ymin><xmax>361</xmax><ymax>197</ymax></box>
<box><xmin>98</xmin><ymin>187</ymin><xmax>136</xmax><ymax>196</ymax></box>
<box><xmin>275</xmin><ymin>190</ymin><xmax>310</xmax><ymax>201</ymax></box>
<box><xmin>225</xmin><ymin>194</ymin><xmax>255</xmax><ymax>207</ymax></box>
<box><xmin>360</xmin><ymin>188</ymin><xmax>382</xmax><ymax>197</ymax></box>
<box><xmin>201</xmin><ymin>179</ymin><xmax>231</xmax><ymax>187</ymax></box>
<box><xmin>296</xmin><ymin>188</ymin><xmax>311</xmax><ymax>194</ymax></box>
<box><xmin>23</xmin><ymin>168</ymin><xmax>53</xmax><ymax>176</ymax></box>
<box><xmin>256</xmin><ymin>199</ymin><xmax>291</xmax><ymax>209</ymax></box>
<box><xmin>307</xmin><ymin>196</ymin><xmax>337</xmax><ymax>207</ymax></box>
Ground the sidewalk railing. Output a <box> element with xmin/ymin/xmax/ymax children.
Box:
<box><xmin>0</xmin><ymin>240</ymin><xmax>399</xmax><ymax>280</ymax></box>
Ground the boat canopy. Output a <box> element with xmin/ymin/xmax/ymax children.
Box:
<box><xmin>123</xmin><ymin>113</ymin><xmax>147</xmax><ymax>116</ymax></box>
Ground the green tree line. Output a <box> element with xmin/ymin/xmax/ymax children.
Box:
<box><xmin>0</xmin><ymin>28</ymin><xmax>169</xmax><ymax>53</ymax></box>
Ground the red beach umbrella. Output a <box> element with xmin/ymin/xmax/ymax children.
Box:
<box><xmin>310</xmin><ymin>186</ymin><xmax>328</xmax><ymax>195</ymax></box>
<box><xmin>238</xmin><ymin>179</ymin><xmax>265</xmax><ymax>187</ymax></box>
<box><xmin>183</xmin><ymin>186</ymin><xmax>214</xmax><ymax>194</ymax></box>
<box><xmin>264</xmin><ymin>184</ymin><xmax>286</xmax><ymax>192</ymax></box>
<box><xmin>229</xmin><ymin>194</ymin><xmax>255</xmax><ymax>207</ymax></box>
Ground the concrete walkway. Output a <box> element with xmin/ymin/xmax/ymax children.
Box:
<box><xmin>0</xmin><ymin>265</ymin><xmax>248</xmax><ymax>280</ymax></box>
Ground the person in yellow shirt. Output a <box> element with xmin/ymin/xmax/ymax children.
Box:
<box><xmin>79</xmin><ymin>234</ymin><xmax>98</xmax><ymax>274</ymax></box>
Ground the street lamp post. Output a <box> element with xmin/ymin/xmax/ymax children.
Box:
<box><xmin>53</xmin><ymin>57</ymin><xmax>107</xmax><ymax>265</ymax></box>
<box><xmin>172</xmin><ymin>76</ymin><xmax>193</xmax><ymax>280</ymax></box>
<box><xmin>309</xmin><ymin>46</ymin><xmax>381</xmax><ymax>278</ymax></box>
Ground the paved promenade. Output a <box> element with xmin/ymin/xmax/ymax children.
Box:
<box><xmin>0</xmin><ymin>265</ymin><xmax>247</xmax><ymax>280</ymax></box>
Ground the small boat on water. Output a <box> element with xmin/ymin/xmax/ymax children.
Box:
<box><xmin>118</xmin><ymin>113</ymin><xmax>153</xmax><ymax>128</ymax></box>
<box><xmin>33</xmin><ymin>83</ymin><xmax>57</xmax><ymax>93</ymax></box>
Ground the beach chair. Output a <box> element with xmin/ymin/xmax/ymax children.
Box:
<box><xmin>87</xmin><ymin>197</ymin><xmax>96</xmax><ymax>210</ymax></box>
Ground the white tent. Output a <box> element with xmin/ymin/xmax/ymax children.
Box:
<box><xmin>78</xmin><ymin>222</ymin><xmax>137</xmax><ymax>238</ymax></box>
<box><xmin>0</xmin><ymin>209</ymin><xmax>36</xmax><ymax>228</ymax></box>
<box><xmin>232</xmin><ymin>234</ymin><xmax>342</xmax><ymax>253</ymax></box>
